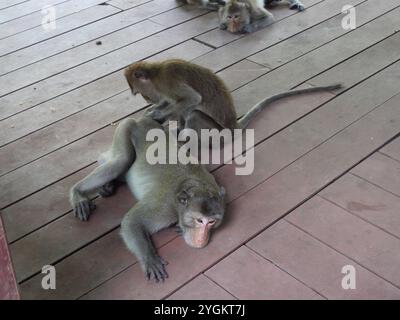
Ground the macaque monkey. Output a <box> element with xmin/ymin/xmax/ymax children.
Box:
<box><xmin>178</xmin><ymin>0</ymin><xmax>227</xmax><ymax>10</ymax></box>
<box><xmin>219</xmin><ymin>0</ymin><xmax>305</xmax><ymax>33</ymax></box>
<box><xmin>124</xmin><ymin>59</ymin><xmax>342</xmax><ymax>132</ymax></box>
<box><xmin>70</xmin><ymin>116</ymin><xmax>226</xmax><ymax>281</ymax></box>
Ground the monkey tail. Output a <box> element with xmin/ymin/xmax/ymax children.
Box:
<box><xmin>238</xmin><ymin>84</ymin><xmax>342</xmax><ymax>129</ymax></box>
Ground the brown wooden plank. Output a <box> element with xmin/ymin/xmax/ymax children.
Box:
<box><xmin>351</xmin><ymin>152</ymin><xmax>400</xmax><ymax>197</ymax></box>
<box><xmin>78</xmin><ymin>86</ymin><xmax>400</xmax><ymax>299</ymax></box>
<box><xmin>5</xmin><ymin>48</ymin><xmax>400</xmax><ymax>284</ymax></box>
<box><xmin>108</xmin><ymin>0</ymin><xmax>153</xmax><ymax>11</ymax></box>
<box><xmin>167</xmin><ymin>275</ymin><xmax>237</xmax><ymax>300</ymax></box>
<box><xmin>0</xmin><ymin>0</ymin><xmax>29</xmax><ymax>11</ymax></box>
<box><xmin>0</xmin><ymin>215</ymin><xmax>19</xmax><ymax>299</ymax></box>
<box><xmin>0</xmin><ymin>4</ymin><xmax>120</xmax><ymax>57</ymax></box>
<box><xmin>0</xmin><ymin>0</ymin><xmax>114</xmax><ymax>39</ymax></box>
<box><xmin>2</xmin><ymin>5</ymin><xmax>398</xmax><ymax>174</ymax></box>
<box><xmin>248</xmin><ymin>0</ymin><xmax>400</xmax><ymax>69</ymax></box>
<box><xmin>287</xmin><ymin>196</ymin><xmax>400</xmax><ymax>287</ymax></box>
<box><xmin>0</xmin><ymin>0</ymin><xmax>69</xmax><ymax>24</ymax></box>
<box><xmin>205</xmin><ymin>246</ymin><xmax>320</xmax><ymax>300</ymax></box>
<box><xmin>194</xmin><ymin>0</ymin><xmax>322</xmax><ymax>48</ymax></box>
<box><xmin>248</xmin><ymin>220</ymin><xmax>400</xmax><ymax>299</ymax></box>
<box><xmin>0</xmin><ymin>0</ymin><xmax>179</xmax><ymax>76</ymax></box>
<box><xmin>193</xmin><ymin>0</ymin><xmax>366</xmax><ymax>72</ymax></box>
<box><xmin>320</xmin><ymin>174</ymin><xmax>400</xmax><ymax>238</ymax></box>
<box><xmin>380</xmin><ymin>138</ymin><xmax>400</xmax><ymax>162</ymax></box>
<box><xmin>0</xmin><ymin>11</ymin><xmax>218</xmax><ymax>121</ymax></box>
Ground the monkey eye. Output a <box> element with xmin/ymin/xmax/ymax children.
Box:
<box><xmin>234</xmin><ymin>14</ymin><xmax>239</xmax><ymax>19</ymax></box>
<box><xmin>208</xmin><ymin>219</ymin><xmax>216</xmax><ymax>225</ymax></box>
<box><xmin>227</xmin><ymin>15</ymin><xmax>232</xmax><ymax>19</ymax></box>
<box><xmin>196</xmin><ymin>218</ymin><xmax>203</xmax><ymax>224</ymax></box>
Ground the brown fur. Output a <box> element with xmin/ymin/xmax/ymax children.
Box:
<box><xmin>124</xmin><ymin>59</ymin><xmax>238</xmax><ymax>129</ymax></box>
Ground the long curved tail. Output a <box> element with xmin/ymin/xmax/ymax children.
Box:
<box><xmin>238</xmin><ymin>84</ymin><xmax>342</xmax><ymax>129</ymax></box>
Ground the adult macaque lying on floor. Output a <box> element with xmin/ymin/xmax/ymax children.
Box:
<box><xmin>124</xmin><ymin>59</ymin><xmax>341</xmax><ymax>132</ymax></box>
<box><xmin>69</xmin><ymin>116</ymin><xmax>226</xmax><ymax>282</ymax></box>
<box><xmin>219</xmin><ymin>0</ymin><xmax>305</xmax><ymax>33</ymax></box>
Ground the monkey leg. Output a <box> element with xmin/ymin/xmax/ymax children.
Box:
<box><xmin>70</xmin><ymin>118</ymin><xmax>138</xmax><ymax>221</ymax></box>
<box><xmin>121</xmin><ymin>201</ymin><xmax>175</xmax><ymax>282</ymax></box>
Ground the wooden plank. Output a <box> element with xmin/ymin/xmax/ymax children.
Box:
<box><xmin>193</xmin><ymin>0</ymin><xmax>366</xmax><ymax>72</ymax></box>
<box><xmin>78</xmin><ymin>85</ymin><xmax>400</xmax><ymax>300</ymax></box>
<box><xmin>0</xmin><ymin>0</ymin><xmax>179</xmax><ymax>75</ymax></box>
<box><xmin>19</xmin><ymin>66</ymin><xmax>400</xmax><ymax>299</ymax></box>
<box><xmin>287</xmin><ymin>196</ymin><xmax>400</xmax><ymax>287</ymax></box>
<box><xmin>320</xmin><ymin>174</ymin><xmax>400</xmax><ymax>238</ymax></box>
<box><xmin>248</xmin><ymin>220</ymin><xmax>400</xmax><ymax>299</ymax></box>
<box><xmin>167</xmin><ymin>275</ymin><xmax>237</xmax><ymax>300</ymax></box>
<box><xmin>0</xmin><ymin>4</ymin><xmax>120</xmax><ymax>57</ymax></box>
<box><xmin>108</xmin><ymin>0</ymin><xmax>153</xmax><ymax>11</ymax></box>
<box><xmin>0</xmin><ymin>19</ymin><xmax>165</xmax><ymax>96</ymax></box>
<box><xmin>0</xmin><ymin>0</ymin><xmax>28</xmax><ymax>11</ymax></box>
<box><xmin>3</xmin><ymin>37</ymin><xmax>400</xmax><ymax>265</ymax></box>
<box><xmin>2</xmin><ymin>5</ymin><xmax>398</xmax><ymax>168</ymax></box>
<box><xmin>0</xmin><ymin>11</ymin><xmax>219</xmax><ymax>120</ymax></box>
<box><xmin>380</xmin><ymin>138</ymin><xmax>400</xmax><ymax>162</ymax></box>
<box><xmin>205</xmin><ymin>246</ymin><xmax>320</xmax><ymax>300</ymax></box>
<box><xmin>248</xmin><ymin>0</ymin><xmax>400</xmax><ymax>69</ymax></box>
<box><xmin>0</xmin><ymin>215</ymin><xmax>19</xmax><ymax>299</ymax></box>
<box><xmin>0</xmin><ymin>0</ymin><xmax>115</xmax><ymax>40</ymax></box>
<box><xmin>351</xmin><ymin>152</ymin><xmax>400</xmax><ymax>197</ymax></box>
<box><xmin>0</xmin><ymin>0</ymin><xmax>68</xmax><ymax>24</ymax></box>
<box><xmin>0</xmin><ymin>40</ymin><xmax>212</xmax><ymax>176</ymax></box>
<box><xmin>194</xmin><ymin>0</ymin><xmax>322</xmax><ymax>48</ymax></box>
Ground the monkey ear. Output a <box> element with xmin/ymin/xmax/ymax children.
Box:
<box><xmin>134</xmin><ymin>69</ymin><xmax>149</xmax><ymax>80</ymax></box>
<box><xmin>177</xmin><ymin>190</ymin><xmax>189</xmax><ymax>205</ymax></box>
<box><xmin>219</xmin><ymin>186</ymin><xmax>226</xmax><ymax>198</ymax></box>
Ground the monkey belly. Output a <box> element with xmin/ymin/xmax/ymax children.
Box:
<box><xmin>125</xmin><ymin>164</ymin><xmax>158</xmax><ymax>201</ymax></box>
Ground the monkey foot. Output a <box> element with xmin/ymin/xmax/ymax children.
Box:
<box><xmin>73</xmin><ymin>200</ymin><xmax>96</xmax><ymax>221</ymax></box>
<box><xmin>144</xmin><ymin>255</ymin><xmax>169</xmax><ymax>283</ymax></box>
<box><xmin>289</xmin><ymin>3</ymin><xmax>305</xmax><ymax>11</ymax></box>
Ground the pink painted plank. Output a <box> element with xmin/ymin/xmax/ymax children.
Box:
<box><xmin>194</xmin><ymin>0</ymin><xmax>321</xmax><ymax>48</ymax></box>
<box><xmin>0</xmin><ymin>4</ymin><xmax>120</xmax><ymax>56</ymax></box>
<box><xmin>0</xmin><ymin>0</ymin><xmax>114</xmax><ymax>39</ymax></box>
<box><xmin>248</xmin><ymin>0</ymin><xmax>400</xmax><ymax>69</ymax></box>
<box><xmin>2</xmin><ymin>165</ymin><xmax>95</xmax><ymax>243</ymax></box>
<box><xmin>0</xmin><ymin>215</ymin><xmax>19</xmax><ymax>299</ymax></box>
<box><xmin>108</xmin><ymin>0</ymin><xmax>152</xmax><ymax>11</ymax></box>
<box><xmin>7</xmin><ymin>62</ymin><xmax>400</xmax><ymax>284</ymax></box>
<box><xmin>205</xmin><ymin>246</ymin><xmax>320</xmax><ymax>300</ymax></box>
<box><xmin>248</xmin><ymin>220</ymin><xmax>400</xmax><ymax>299</ymax></box>
<box><xmin>0</xmin><ymin>11</ymin><xmax>218</xmax><ymax>121</ymax></box>
<box><xmin>80</xmin><ymin>90</ymin><xmax>400</xmax><ymax>300</ymax></box>
<box><xmin>10</xmin><ymin>184</ymin><xmax>134</xmax><ymax>282</ymax></box>
<box><xmin>351</xmin><ymin>152</ymin><xmax>400</xmax><ymax>197</ymax></box>
<box><xmin>380</xmin><ymin>138</ymin><xmax>400</xmax><ymax>162</ymax></box>
<box><xmin>193</xmin><ymin>0</ymin><xmax>367</xmax><ymax>72</ymax></box>
<box><xmin>287</xmin><ymin>197</ymin><xmax>400</xmax><ymax>287</ymax></box>
<box><xmin>20</xmin><ymin>228</ymin><xmax>177</xmax><ymax>299</ymax></box>
<box><xmin>320</xmin><ymin>174</ymin><xmax>400</xmax><ymax>238</ymax></box>
<box><xmin>167</xmin><ymin>275</ymin><xmax>236</xmax><ymax>300</ymax></box>
<box><xmin>0</xmin><ymin>0</ymin><xmax>179</xmax><ymax>77</ymax></box>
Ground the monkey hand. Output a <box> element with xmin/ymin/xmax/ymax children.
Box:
<box><xmin>241</xmin><ymin>24</ymin><xmax>255</xmax><ymax>34</ymax></box>
<box><xmin>71</xmin><ymin>193</ymin><xmax>96</xmax><ymax>222</ymax></box>
<box><xmin>143</xmin><ymin>254</ymin><xmax>169</xmax><ymax>282</ymax></box>
<box><xmin>289</xmin><ymin>3</ymin><xmax>305</xmax><ymax>11</ymax></box>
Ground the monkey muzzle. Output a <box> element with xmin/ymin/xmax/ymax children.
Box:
<box><xmin>183</xmin><ymin>223</ymin><xmax>212</xmax><ymax>249</ymax></box>
<box><xmin>228</xmin><ymin>21</ymin><xmax>241</xmax><ymax>33</ymax></box>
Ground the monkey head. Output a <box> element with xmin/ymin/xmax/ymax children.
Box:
<box><xmin>220</xmin><ymin>1</ymin><xmax>251</xmax><ymax>33</ymax></box>
<box><xmin>176</xmin><ymin>179</ymin><xmax>226</xmax><ymax>248</ymax></box>
<box><xmin>124</xmin><ymin>61</ymin><xmax>162</xmax><ymax>104</ymax></box>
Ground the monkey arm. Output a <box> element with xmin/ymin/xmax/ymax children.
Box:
<box><xmin>120</xmin><ymin>202</ymin><xmax>170</xmax><ymax>282</ymax></box>
<box><xmin>241</xmin><ymin>14</ymin><xmax>274</xmax><ymax>33</ymax></box>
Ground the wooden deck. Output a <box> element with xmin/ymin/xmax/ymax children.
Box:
<box><xmin>1</xmin><ymin>0</ymin><xmax>400</xmax><ymax>300</ymax></box>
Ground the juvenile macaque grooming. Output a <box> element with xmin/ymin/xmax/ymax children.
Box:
<box><xmin>124</xmin><ymin>59</ymin><xmax>342</xmax><ymax>132</ymax></box>
<box><xmin>219</xmin><ymin>0</ymin><xmax>305</xmax><ymax>33</ymax></box>
<box><xmin>69</xmin><ymin>117</ymin><xmax>226</xmax><ymax>281</ymax></box>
